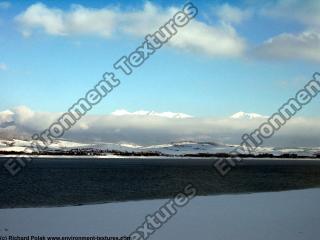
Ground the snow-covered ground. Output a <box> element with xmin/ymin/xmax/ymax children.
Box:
<box><xmin>1</xmin><ymin>188</ymin><xmax>319</xmax><ymax>240</ymax></box>
<box><xmin>0</xmin><ymin>138</ymin><xmax>319</xmax><ymax>157</ymax></box>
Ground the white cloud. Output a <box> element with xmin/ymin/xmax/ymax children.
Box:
<box><xmin>261</xmin><ymin>0</ymin><xmax>320</xmax><ymax>28</ymax></box>
<box><xmin>15</xmin><ymin>3</ymin><xmax>116</xmax><ymax>37</ymax></box>
<box><xmin>0</xmin><ymin>63</ymin><xmax>7</xmax><ymax>70</ymax></box>
<box><xmin>15</xmin><ymin>2</ymin><xmax>246</xmax><ymax>57</ymax></box>
<box><xmin>252</xmin><ymin>0</ymin><xmax>320</xmax><ymax>62</ymax></box>
<box><xmin>117</xmin><ymin>2</ymin><xmax>169</xmax><ymax>37</ymax></box>
<box><xmin>171</xmin><ymin>20</ymin><xmax>245</xmax><ymax>57</ymax></box>
<box><xmin>215</xmin><ymin>3</ymin><xmax>251</xmax><ymax>24</ymax></box>
<box><xmin>253</xmin><ymin>31</ymin><xmax>320</xmax><ymax>62</ymax></box>
<box><xmin>0</xmin><ymin>109</ymin><xmax>13</xmax><ymax>123</ymax></box>
<box><xmin>0</xmin><ymin>1</ymin><xmax>11</xmax><ymax>10</ymax></box>
<box><xmin>1</xmin><ymin>106</ymin><xmax>320</xmax><ymax>147</ymax></box>
<box><xmin>12</xmin><ymin>106</ymin><xmax>35</xmax><ymax>124</ymax></box>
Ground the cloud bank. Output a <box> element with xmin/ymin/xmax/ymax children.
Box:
<box><xmin>0</xmin><ymin>106</ymin><xmax>320</xmax><ymax>148</ymax></box>
<box><xmin>261</xmin><ymin>0</ymin><xmax>320</xmax><ymax>28</ymax></box>
<box><xmin>15</xmin><ymin>2</ymin><xmax>246</xmax><ymax>57</ymax></box>
<box><xmin>15</xmin><ymin>1</ymin><xmax>320</xmax><ymax>62</ymax></box>
<box><xmin>252</xmin><ymin>0</ymin><xmax>320</xmax><ymax>62</ymax></box>
<box><xmin>253</xmin><ymin>31</ymin><xmax>320</xmax><ymax>62</ymax></box>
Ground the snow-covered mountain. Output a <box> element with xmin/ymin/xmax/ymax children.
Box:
<box><xmin>111</xmin><ymin>109</ymin><xmax>193</xmax><ymax>119</ymax></box>
<box><xmin>230</xmin><ymin>111</ymin><xmax>269</xmax><ymax>120</ymax></box>
<box><xmin>0</xmin><ymin>139</ymin><xmax>227</xmax><ymax>155</ymax></box>
<box><xmin>0</xmin><ymin>138</ymin><xmax>319</xmax><ymax>157</ymax></box>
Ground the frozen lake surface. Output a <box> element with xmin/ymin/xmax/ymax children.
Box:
<box><xmin>1</xmin><ymin>188</ymin><xmax>320</xmax><ymax>240</ymax></box>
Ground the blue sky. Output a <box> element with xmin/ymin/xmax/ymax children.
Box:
<box><xmin>0</xmin><ymin>0</ymin><xmax>319</xmax><ymax>117</ymax></box>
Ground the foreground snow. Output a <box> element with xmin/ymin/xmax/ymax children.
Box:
<box><xmin>1</xmin><ymin>188</ymin><xmax>319</xmax><ymax>240</ymax></box>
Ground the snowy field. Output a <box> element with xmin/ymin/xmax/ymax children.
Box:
<box><xmin>1</xmin><ymin>188</ymin><xmax>320</xmax><ymax>240</ymax></box>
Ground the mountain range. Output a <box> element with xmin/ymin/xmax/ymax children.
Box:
<box><xmin>0</xmin><ymin>138</ymin><xmax>319</xmax><ymax>157</ymax></box>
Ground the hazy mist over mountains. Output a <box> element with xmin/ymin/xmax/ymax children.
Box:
<box><xmin>1</xmin><ymin>106</ymin><xmax>320</xmax><ymax>148</ymax></box>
